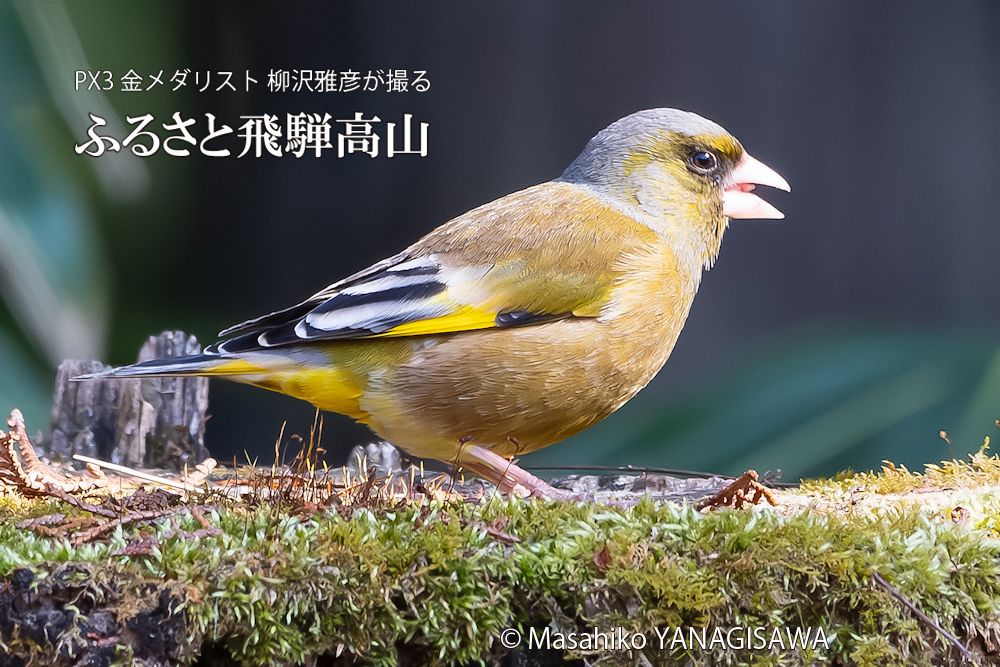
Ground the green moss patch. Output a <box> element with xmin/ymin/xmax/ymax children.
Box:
<box><xmin>2</xmin><ymin>478</ymin><xmax>1000</xmax><ymax>666</ymax></box>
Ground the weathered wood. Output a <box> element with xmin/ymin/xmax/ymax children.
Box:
<box><xmin>47</xmin><ymin>359</ymin><xmax>122</xmax><ymax>463</ymax></box>
<box><xmin>45</xmin><ymin>331</ymin><xmax>210</xmax><ymax>471</ymax></box>
<box><xmin>134</xmin><ymin>331</ymin><xmax>211</xmax><ymax>469</ymax></box>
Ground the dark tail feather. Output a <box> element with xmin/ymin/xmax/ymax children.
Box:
<box><xmin>72</xmin><ymin>353</ymin><xmax>226</xmax><ymax>381</ymax></box>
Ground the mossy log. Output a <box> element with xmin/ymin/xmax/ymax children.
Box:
<box><xmin>2</xmin><ymin>453</ymin><xmax>1000</xmax><ymax>667</ymax></box>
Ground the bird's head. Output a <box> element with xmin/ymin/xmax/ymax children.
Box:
<box><xmin>559</xmin><ymin>108</ymin><xmax>790</xmax><ymax>269</ymax></box>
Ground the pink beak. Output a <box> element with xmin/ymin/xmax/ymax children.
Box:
<box><xmin>722</xmin><ymin>153</ymin><xmax>791</xmax><ymax>219</ymax></box>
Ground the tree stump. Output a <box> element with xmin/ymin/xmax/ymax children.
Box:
<box><xmin>45</xmin><ymin>331</ymin><xmax>210</xmax><ymax>471</ymax></box>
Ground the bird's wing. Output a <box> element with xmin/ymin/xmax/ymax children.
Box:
<box><xmin>214</xmin><ymin>182</ymin><xmax>654</xmax><ymax>351</ymax></box>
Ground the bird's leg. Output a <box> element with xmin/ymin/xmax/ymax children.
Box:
<box><xmin>451</xmin><ymin>438</ymin><xmax>526</xmax><ymax>496</ymax></box>
<box><xmin>461</xmin><ymin>444</ymin><xmax>583</xmax><ymax>501</ymax></box>
<box><xmin>459</xmin><ymin>458</ymin><xmax>529</xmax><ymax>497</ymax></box>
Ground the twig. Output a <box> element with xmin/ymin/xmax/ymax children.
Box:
<box><xmin>109</xmin><ymin>507</ymin><xmax>221</xmax><ymax>556</ymax></box>
<box><xmin>872</xmin><ymin>571</ymin><xmax>976</xmax><ymax>665</ymax></box>
<box><xmin>112</xmin><ymin>537</ymin><xmax>159</xmax><ymax>557</ymax></box>
<box><xmin>459</xmin><ymin>516</ymin><xmax>521</xmax><ymax>545</ymax></box>
<box><xmin>15</xmin><ymin>514</ymin><xmax>66</xmax><ymax>529</ymax></box>
<box><xmin>44</xmin><ymin>484</ymin><xmax>117</xmax><ymax>518</ymax></box>
<box><xmin>16</xmin><ymin>514</ymin><xmax>103</xmax><ymax>538</ymax></box>
<box><xmin>527</xmin><ymin>464</ymin><xmax>799</xmax><ymax>489</ymax></box>
<box><xmin>71</xmin><ymin>508</ymin><xmax>180</xmax><ymax>546</ymax></box>
<box><xmin>73</xmin><ymin>454</ymin><xmax>204</xmax><ymax>492</ymax></box>
<box><xmin>482</xmin><ymin>523</ymin><xmax>520</xmax><ymax>544</ymax></box>
<box><xmin>70</xmin><ymin>504</ymin><xmax>217</xmax><ymax>547</ymax></box>
<box><xmin>527</xmin><ymin>464</ymin><xmax>731</xmax><ymax>480</ymax></box>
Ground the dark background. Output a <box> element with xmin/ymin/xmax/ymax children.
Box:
<box><xmin>2</xmin><ymin>1</ymin><xmax>998</xmax><ymax>480</ymax></box>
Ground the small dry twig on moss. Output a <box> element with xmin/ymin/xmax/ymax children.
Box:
<box><xmin>111</xmin><ymin>535</ymin><xmax>160</xmax><ymax>556</ymax></box>
<box><xmin>458</xmin><ymin>516</ymin><xmax>521</xmax><ymax>545</ymax></box>
<box><xmin>15</xmin><ymin>514</ymin><xmax>66</xmax><ymax>529</ymax></box>
<box><xmin>70</xmin><ymin>504</ymin><xmax>218</xmax><ymax>547</ymax></box>
<box><xmin>0</xmin><ymin>409</ymin><xmax>107</xmax><ymax>495</ymax></box>
<box><xmin>42</xmin><ymin>483</ymin><xmax>118</xmax><ymax>518</ymax></box>
<box><xmin>16</xmin><ymin>513</ymin><xmax>103</xmax><ymax>538</ymax></box>
<box><xmin>696</xmin><ymin>470</ymin><xmax>778</xmax><ymax>511</ymax></box>
<box><xmin>109</xmin><ymin>506</ymin><xmax>221</xmax><ymax>556</ymax></box>
<box><xmin>14</xmin><ymin>484</ymin><xmax>207</xmax><ymax>545</ymax></box>
<box><xmin>104</xmin><ymin>487</ymin><xmax>179</xmax><ymax>513</ymax></box>
<box><xmin>72</xmin><ymin>454</ymin><xmax>205</xmax><ymax>493</ymax></box>
<box><xmin>483</xmin><ymin>523</ymin><xmax>520</xmax><ymax>544</ymax></box>
<box><xmin>872</xmin><ymin>571</ymin><xmax>976</xmax><ymax>665</ymax></box>
<box><xmin>13</xmin><ymin>522</ymin><xmax>65</xmax><ymax>538</ymax></box>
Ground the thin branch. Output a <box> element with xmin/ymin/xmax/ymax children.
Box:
<box><xmin>43</xmin><ymin>484</ymin><xmax>117</xmax><ymax>518</ymax></box>
<box><xmin>73</xmin><ymin>454</ymin><xmax>204</xmax><ymax>492</ymax></box>
<box><xmin>872</xmin><ymin>571</ymin><xmax>976</xmax><ymax>665</ymax></box>
<box><xmin>70</xmin><ymin>504</ymin><xmax>217</xmax><ymax>547</ymax></box>
<box><xmin>525</xmin><ymin>463</ymin><xmax>799</xmax><ymax>488</ymax></box>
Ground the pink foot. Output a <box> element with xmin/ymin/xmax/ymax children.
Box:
<box><xmin>460</xmin><ymin>444</ymin><xmax>586</xmax><ymax>501</ymax></box>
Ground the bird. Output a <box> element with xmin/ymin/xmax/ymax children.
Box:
<box><xmin>80</xmin><ymin>108</ymin><xmax>789</xmax><ymax>499</ymax></box>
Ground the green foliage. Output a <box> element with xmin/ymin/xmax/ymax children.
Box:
<box><xmin>2</xmin><ymin>480</ymin><xmax>1000</xmax><ymax>666</ymax></box>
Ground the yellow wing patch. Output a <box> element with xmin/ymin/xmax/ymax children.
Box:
<box><xmin>203</xmin><ymin>359</ymin><xmax>269</xmax><ymax>376</ymax></box>
<box><xmin>373</xmin><ymin>305</ymin><xmax>497</xmax><ymax>338</ymax></box>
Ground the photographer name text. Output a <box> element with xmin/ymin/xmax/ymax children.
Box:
<box><xmin>502</xmin><ymin>625</ymin><xmax>832</xmax><ymax>652</ymax></box>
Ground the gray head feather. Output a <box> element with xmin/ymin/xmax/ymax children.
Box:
<box><xmin>558</xmin><ymin>108</ymin><xmax>730</xmax><ymax>187</ymax></box>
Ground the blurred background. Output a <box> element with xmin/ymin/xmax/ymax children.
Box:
<box><xmin>1</xmin><ymin>0</ymin><xmax>998</xmax><ymax>481</ymax></box>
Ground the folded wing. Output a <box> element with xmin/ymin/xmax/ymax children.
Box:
<box><xmin>212</xmin><ymin>182</ymin><xmax>651</xmax><ymax>354</ymax></box>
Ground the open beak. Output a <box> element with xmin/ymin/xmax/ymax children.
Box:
<box><xmin>722</xmin><ymin>153</ymin><xmax>790</xmax><ymax>219</ymax></box>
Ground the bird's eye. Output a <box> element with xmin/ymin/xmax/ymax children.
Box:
<box><xmin>688</xmin><ymin>150</ymin><xmax>718</xmax><ymax>175</ymax></box>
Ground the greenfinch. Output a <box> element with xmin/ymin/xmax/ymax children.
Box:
<box><xmin>84</xmin><ymin>108</ymin><xmax>789</xmax><ymax>498</ymax></box>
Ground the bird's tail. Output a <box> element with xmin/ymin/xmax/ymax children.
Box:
<box><xmin>73</xmin><ymin>347</ymin><xmax>369</xmax><ymax>420</ymax></box>
<box><xmin>72</xmin><ymin>353</ymin><xmax>234</xmax><ymax>381</ymax></box>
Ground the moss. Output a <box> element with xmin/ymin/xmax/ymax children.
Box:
<box><xmin>0</xmin><ymin>482</ymin><xmax>999</xmax><ymax>667</ymax></box>
<box><xmin>4</xmin><ymin>444</ymin><xmax>1000</xmax><ymax>665</ymax></box>
<box><xmin>800</xmin><ymin>437</ymin><xmax>999</xmax><ymax>496</ymax></box>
